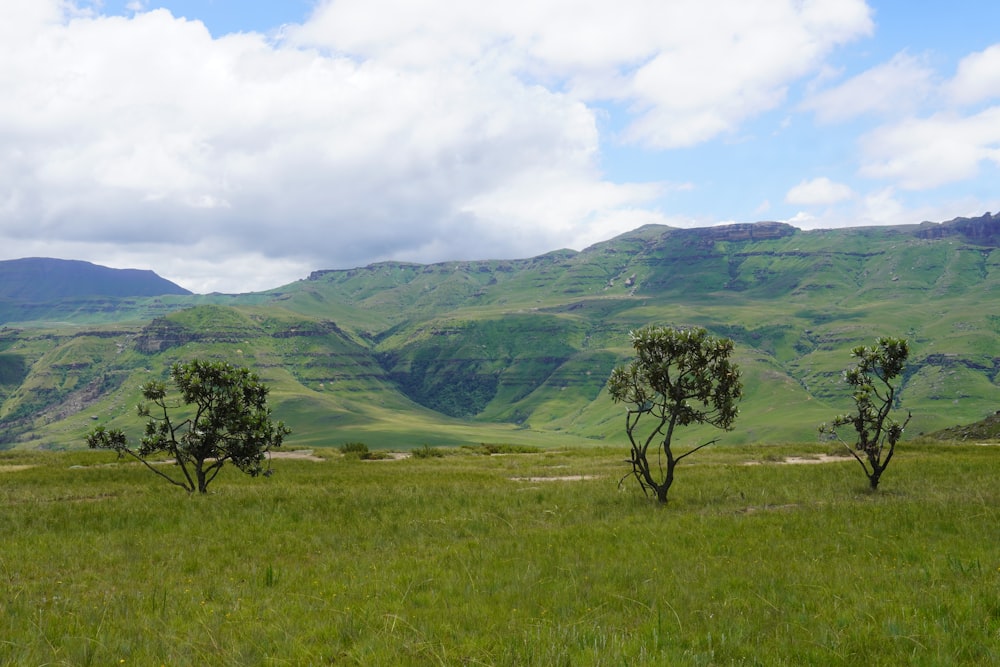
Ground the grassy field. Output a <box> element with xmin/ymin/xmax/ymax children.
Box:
<box><xmin>1</xmin><ymin>440</ymin><xmax>998</xmax><ymax>666</ymax></box>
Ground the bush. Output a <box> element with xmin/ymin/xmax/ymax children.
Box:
<box><xmin>461</xmin><ymin>443</ymin><xmax>541</xmax><ymax>455</ymax></box>
<box><xmin>411</xmin><ymin>444</ymin><xmax>446</xmax><ymax>459</ymax></box>
<box><xmin>339</xmin><ymin>441</ymin><xmax>369</xmax><ymax>456</ymax></box>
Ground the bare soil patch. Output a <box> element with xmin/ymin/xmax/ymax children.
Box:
<box><xmin>267</xmin><ymin>449</ymin><xmax>324</xmax><ymax>462</ymax></box>
<box><xmin>0</xmin><ymin>464</ymin><xmax>36</xmax><ymax>473</ymax></box>
<box><xmin>743</xmin><ymin>454</ymin><xmax>852</xmax><ymax>466</ymax></box>
<box><xmin>510</xmin><ymin>475</ymin><xmax>601</xmax><ymax>482</ymax></box>
<box><xmin>362</xmin><ymin>452</ymin><xmax>411</xmax><ymax>461</ymax></box>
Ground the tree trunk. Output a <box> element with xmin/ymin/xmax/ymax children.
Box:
<box><xmin>655</xmin><ymin>459</ymin><xmax>677</xmax><ymax>504</ymax></box>
<box><xmin>195</xmin><ymin>460</ymin><xmax>209</xmax><ymax>494</ymax></box>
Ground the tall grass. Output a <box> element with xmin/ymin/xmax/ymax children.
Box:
<box><xmin>1</xmin><ymin>443</ymin><xmax>997</xmax><ymax>665</ymax></box>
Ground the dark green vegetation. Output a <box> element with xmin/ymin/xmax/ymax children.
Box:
<box><xmin>87</xmin><ymin>360</ymin><xmax>290</xmax><ymax>493</ymax></box>
<box><xmin>821</xmin><ymin>337</ymin><xmax>911</xmax><ymax>490</ymax></box>
<box><xmin>609</xmin><ymin>325</ymin><xmax>743</xmax><ymax>503</ymax></box>
<box><xmin>932</xmin><ymin>410</ymin><xmax>1000</xmax><ymax>441</ymax></box>
<box><xmin>1</xmin><ymin>443</ymin><xmax>998</xmax><ymax>665</ymax></box>
<box><xmin>2</xmin><ymin>213</ymin><xmax>1000</xmax><ymax>450</ymax></box>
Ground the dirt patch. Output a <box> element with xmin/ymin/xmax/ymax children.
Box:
<box><xmin>510</xmin><ymin>475</ymin><xmax>600</xmax><ymax>482</ymax></box>
<box><xmin>743</xmin><ymin>454</ymin><xmax>852</xmax><ymax>466</ymax></box>
<box><xmin>70</xmin><ymin>449</ymin><xmax>327</xmax><ymax>469</ymax></box>
<box><xmin>267</xmin><ymin>449</ymin><xmax>324</xmax><ymax>462</ymax></box>
<box><xmin>363</xmin><ymin>452</ymin><xmax>411</xmax><ymax>461</ymax></box>
<box><xmin>737</xmin><ymin>503</ymin><xmax>801</xmax><ymax>514</ymax></box>
<box><xmin>0</xmin><ymin>464</ymin><xmax>36</xmax><ymax>473</ymax></box>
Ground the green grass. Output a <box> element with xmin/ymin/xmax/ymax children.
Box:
<box><xmin>1</xmin><ymin>441</ymin><xmax>998</xmax><ymax>665</ymax></box>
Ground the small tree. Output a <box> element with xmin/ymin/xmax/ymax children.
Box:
<box><xmin>607</xmin><ymin>325</ymin><xmax>743</xmax><ymax>504</ymax></box>
<box><xmin>820</xmin><ymin>337</ymin><xmax>911</xmax><ymax>491</ymax></box>
<box><xmin>87</xmin><ymin>360</ymin><xmax>290</xmax><ymax>494</ymax></box>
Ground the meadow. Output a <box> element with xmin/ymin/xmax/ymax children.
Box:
<box><xmin>1</xmin><ymin>440</ymin><xmax>998</xmax><ymax>666</ymax></box>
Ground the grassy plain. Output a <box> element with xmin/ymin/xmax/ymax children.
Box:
<box><xmin>1</xmin><ymin>441</ymin><xmax>998</xmax><ymax>666</ymax></box>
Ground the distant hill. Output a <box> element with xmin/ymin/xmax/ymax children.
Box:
<box><xmin>0</xmin><ymin>258</ymin><xmax>191</xmax><ymax>303</ymax></box>
<box><xmin>1</xmin><ymin>214</ymin><xmax>999</xmax><ymax>450</ymax></box>
<box><xmin>928</xmin><ymin>411</ymin><xmax>1000</xmax><ymax>441</ymax></box>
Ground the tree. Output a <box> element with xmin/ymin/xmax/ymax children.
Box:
<box><xmin>607</xmin><ymin>325</ymin><xmax>743</xmax><ymax>504</ymax></box>
<box><xmin>87</xmin><ymin>360</ymin><xmax>290</xmax><ymax>494</ymax></box>
<box><xmin>819</xmin><ymin>337</ymin><xmax>911</xmax><ymax>491</ymax></box>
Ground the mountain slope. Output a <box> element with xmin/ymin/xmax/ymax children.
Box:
<box><xmin>1</xmin><ymin>214</ymin><xmax>999</xmax><ymax>449</ymax></box>
<box><xmin>0</xmin><ymin>258</ymin><xmax>190</xmax><ymax>304</ymax></box>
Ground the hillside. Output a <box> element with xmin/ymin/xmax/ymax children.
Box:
<box><xmin>1</xmin><ymin>213</ymin><xmax>999</xmax><ymax>449</ymax></box>
<box><xmin>0</xmin><ymin>258</ymin><xmax>192</xmax><ymax>324</ymax></box>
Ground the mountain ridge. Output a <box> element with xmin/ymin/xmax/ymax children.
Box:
<box><xmin>1</xmin><ymin>213</ymin><xmax>999</xmax><ymax>450</ymax></box>
<box><xmin>0</xmin><ymin>257</ymin><xmax>191</xmax><ymax>303</ymax></box>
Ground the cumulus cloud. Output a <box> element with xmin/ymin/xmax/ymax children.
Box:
<box><xmin>0</xmin><ymin>0</ymin><xmax>876</xmax><ymax>292</ymax></box>
<box><xmin>800</xmin><ymin>51</ymin><xmax>935</xmax><ymax>122</ymax></box>
<box><xmin>860</xmin><ymin>108</ymin><xmax>1000</xmax><ymax>189</ymax></box>
<box><xmin>0</xmin><ymin>2</ymin><xmax>628</xmax><ymax>290</ymax></box>
<box><xmin>785</xmin><ymin>177</ymin><xmax>854</xmax><ymax>205</ymax></box>
<box><xmin>293</xmin><ymin>0</ymin><xmax>873</xmax><ymax>149</ymax></box>
<box><xmin>946</xmin><ymin>44</ymin><xmax>1000</xmax><ymax>106</ymax></box>
<box><xmin>798</xmin><ymin>40</ymin><xmax>1000</xmax><ymax>201</ymax></box>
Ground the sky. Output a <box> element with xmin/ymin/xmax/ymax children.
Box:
<box><xmin>2</xmin><ymin>1</ymin><xmax>999</xmax><ymax>293</ymax></box>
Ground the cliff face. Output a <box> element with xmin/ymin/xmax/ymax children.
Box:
<box><xmin>681</xmin><ymin>221</ymin><xmax>798</xmax><ymax>243</ymax></box>
<box><xmin>914</xmin><ymin>212</ymin><xmax>1000</xmax><ymax>245</ymax></box>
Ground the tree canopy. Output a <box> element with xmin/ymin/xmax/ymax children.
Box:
<box><xmin>87</xmin><ymin>360</ymin><xmax>290</xmax><ymax>493</ymax></box>
<box><xmin>608</xmin><ymin>325</ymin><xmax>742</xmax><ymax>504</ymax></box>
<box><xmin>820</xmin><ymin>337</ymin><xmax>910</xmax><ymax>490</ymax></box>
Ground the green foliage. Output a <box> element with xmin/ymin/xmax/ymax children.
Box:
<box><xmin>0</xmin><ymin>353</ymin><xmax>28</xmax><ymax>386</ymax></box>
<box><xmin>410</xmin><ymin>444</ymin><xmax>446</xmax><ymax>459</ymax></box>
<box><xmin>338</xmin><ymin>441</ymin><xmax>396</xmax><ymax>460</ymax></box>
<box><xmin>339</xmin><ymin>441</ymin><xmax>370</xmax><ymax>455</ymax></box>
<box><xmin>820</xmin><ymin>337</ymin><xmax>911</xmax><ymax>490</ymax></box>
<box><xmin>86</xmin><ymin>360</ymin><xmax>290</xmax><ymax>493</ymax></box>
<box><xmin>381</xmin><ymin>315</ymin><xmax>579</xmax><ymax>418</ymax></box>
<box><xmin>608</xmin><ymin>325</ymin><xmax>743</xmax><ymax>503</ymax></box>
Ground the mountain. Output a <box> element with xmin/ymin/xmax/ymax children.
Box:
<box><xmin>0</xmin><ymin>258</ymin><xmax>191</xmax><ymax>302</ymax></box>
<box><xmin>1</xmin><ymin>213</ymin><xmax>999</xmax><ymax>450</ymax></box>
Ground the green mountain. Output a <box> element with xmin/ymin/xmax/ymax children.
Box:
<box><xmin>2</xmin><ymin>214</ymin><xmax>998</xmax><ymax>450</ymax></box>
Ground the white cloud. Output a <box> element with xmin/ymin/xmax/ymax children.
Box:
<box><xmin>800</xmin><ymin>51</ymin><xmax>935</xmax><ymax>123</ymax></box>
<box><xmin>795</xmin><ymin>42</ymin><xmax>1000</xmax><ymax>198</ymax></box>
<box><xmin>291</xmin><ymin>0</ymin><xmax>874</xmax><ymax>148</ymax></box>
<box><xmin>0</xmin><ymin>1</ymin><xmax>665</xmax><ymax>291</ymax></box>
<box><xmin>860</xmin><ymin>108</ymin><xmax>1000</xmax><ymax>189</ymax></box>
<box><xmin>785</xmin><ymin>177</ymin><xmax>854</xmax><ymax>206</ymax></box>
<box><xmin>859</xmin><ymin>187</ymin><xmax>906</xmax><ymax>225</ymax></box>
<box><xmin>945</xmin><ymin>44</ymin><xmax>1000</xmax><ymax>106</ymax></box>
<box><xmin>782</xmin><ymin>186</ymin><xmax>1000</xmax><ymax>233</ymax></box>
<box><xmin>0</xmin><ymin>0</ymin><xmax>879</xmax><ymax>292</ymax></box>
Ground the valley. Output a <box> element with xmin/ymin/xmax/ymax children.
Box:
<box><xmin>1</xmin><ymin>213</ymin><xmax>998</xmax><ymax>450</ymax></box>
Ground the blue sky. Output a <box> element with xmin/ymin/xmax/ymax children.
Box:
<box><xmin>104</xmin><ymin>0</ymin><xmax>315</xmax><ymax>37</ymax></box>
<box><xmin>2</xmin><ymin>1</ymin><xmax>999</xmax><ymax>292</ymax></box>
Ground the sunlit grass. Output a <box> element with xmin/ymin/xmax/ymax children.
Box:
<box><xmin>1</xmin><ymin>442</ymin><xmax>998</xmax><ymax>665</ymax></box>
